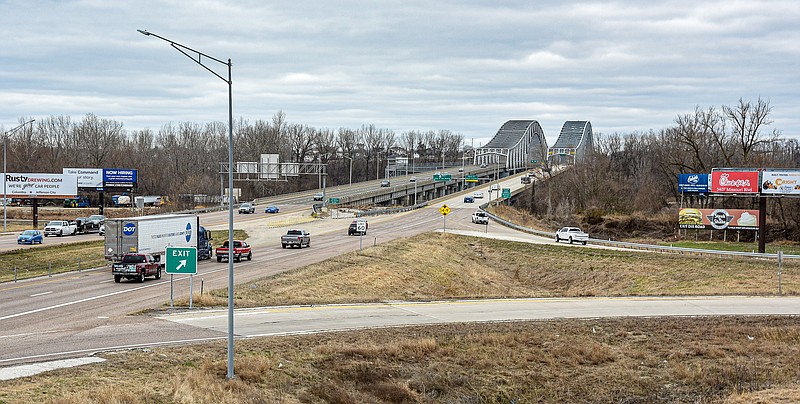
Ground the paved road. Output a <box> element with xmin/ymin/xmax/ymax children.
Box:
<box><xmin>160</xmin><ymin>296</ymin><xmax>800</xmax><ymax>338</ymax></box>
<box><xmin>0</xmin><ymin>174</ymin><xmax>531</xmax><ymax>367</ymax></box>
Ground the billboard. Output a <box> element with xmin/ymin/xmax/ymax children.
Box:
<box><xmin>678</xmin><ymin>208</ymin><xmax>759</xmax><ymax>230</ymax></box>
<box><xmin>63</xmin><ymin>168</ymin><xmax>103</xmax><ymax>188</ymax></box>
<box><xmin>761</xmin><ymin>170</ymin><xmax>800</xmax><ymax>195</ymax></box>
<box><xmin>103</xmin><ymin>169</ymin><xmax>137</xmax><ymax>188</ymax></box>
<box><xmin>678</xmin><ymin>174</ymin><xmax>710</xmax><ymax>193</ymax></box>
<box><xmin>711</xmin><ymin>170</ymin><xmax>759</xmax><ymax>194</ymax></box>
<box><xmin>1</xmin><ymin>173</ymin><xmax>78</xmax><ymax>198</ymax></box>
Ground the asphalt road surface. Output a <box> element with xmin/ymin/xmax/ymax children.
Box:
<box><xmin>2</xmin><ymin>173</ymin><xmax>794</xmax><ymax>372</ymax></box>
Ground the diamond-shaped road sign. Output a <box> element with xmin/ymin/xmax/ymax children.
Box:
<box><xmin>166</xmin><ymin>246</ymin><xmax>197</xmax><ymax>274</ymax></box>
<box><xmin>439</xmin><ymin>205</ymin><xmax>451</xmax><ymax>216</ymax></box>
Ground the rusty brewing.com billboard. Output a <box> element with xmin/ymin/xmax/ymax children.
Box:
<box><xmin>1</xmin><ymin>173</ymin><xmax>78</xmax><ymax>198</ymax></box>
<box><xmin>711</xmin><ymin>170</ymin><xmax>759</xmax><ymax>194</ymax></box>
<box><xmin>678</xmin><ymin>208</ymin><xmax>759</xmax><ymax>230</ymax></box>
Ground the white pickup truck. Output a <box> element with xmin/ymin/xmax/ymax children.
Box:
<box><xmin>44</xmin><ymin>220</ymin><xmax>78</xmax><ymax>237</ymax></box>
<box><xmin>555</xmin><ymin>227</ymin><xmax>589</xmax><ymax>245</ymax></box>
<box><xmin>471</xmin><ymin>211</ymin><xmax>489</xmax><ymax>225</ymax></box>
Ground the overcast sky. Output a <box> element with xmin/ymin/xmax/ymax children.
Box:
<box><xmin>2</xmin><ymin>0</ymin><xmax>798</xmax><ymax>147</ymax></box>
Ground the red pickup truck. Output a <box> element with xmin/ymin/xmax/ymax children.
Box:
<box><xmin>215</xmin><ymin>240</ymin><xmax>252</xmax><ymax>262</ymax></box>
<box><xmin>112</xmin><ymin>253</ymin><xmax>162</xmax><ymax>283</ymax></box>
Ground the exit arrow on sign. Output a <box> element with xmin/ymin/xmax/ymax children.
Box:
<box><xmin>176</xmin><ymin>260</ymin><xmax>186</xmax><ymax>270</ymax></box>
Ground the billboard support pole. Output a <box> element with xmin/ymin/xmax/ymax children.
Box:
<box><xmin>758</xmin><ymin>196</ymin><xmax>766</xmax><ymax>253</ymax></box>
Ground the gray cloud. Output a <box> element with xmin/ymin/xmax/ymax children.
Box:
<box><xmin>1</xmin><ymin>0</ymin><xmax>798</xmax><ymax>147</ymax></box>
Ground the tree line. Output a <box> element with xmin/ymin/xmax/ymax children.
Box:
<box><xmin>525</xmin><ymin>98</ymin><xmax>800</xmax><ymax>241</ymax></box>
<box><xmin>3</xmin><ymin>111</ymin><xmax>465</xmax><ymax>203</ymax></box>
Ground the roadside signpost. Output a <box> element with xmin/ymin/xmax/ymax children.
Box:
<box><xmin>433</xmin><ymin>174</ymin><xmax>452</xmax><ymax>182</ymax></box>
<box><xmin>357</xmin><ymin>220</ymin><xmax>367</xmax><ymax>255</ymax></box>
<box><xmin>329</xmin><ymin>197</ymin><xmax>340</xmax><ymax>204</ymax></box>
<box><xmin>166</xmin><ymin>246</ymin><xmax>197</xmax><ymax>309</ymax></box>
<box><xmin>501</xmin><ymin>188</ymin><xmax>511</xmax><ymax>198</ymax></box>
<box><xmin>439</xmin><ymin>204</ymin><xmax>450</xmax><ymax>232</ymax></box>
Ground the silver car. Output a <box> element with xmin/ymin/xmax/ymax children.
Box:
<box><xmin>238</xmin><ymin>203</ymin><xmax>255</xmax><ymax>214</ymax></box>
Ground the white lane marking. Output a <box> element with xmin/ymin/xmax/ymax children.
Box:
<box><xmin>0</xmin><ymin>336</ymin><xmax>229</xmax><ymax>365</ymax></box>
<box><xmin>30</xmin><ymin>291</ymin><xmax>53</xmax><ymax>297</ymax></box>
<box><xmin>0</xmin><ymin>281</ymin><xmax>167</xmax><ymax>321</ymax></box>
<box><xmin>0</xmin><ymin>357</ymin><xmax>107</xmax><ymax>381</ymax></box>
<box><xmin>0</xmin><ymin>329</ymin><xmax>73</xmax><ymax>339</ymax></box>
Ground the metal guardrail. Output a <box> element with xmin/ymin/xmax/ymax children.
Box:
<box><xmin>478</xmin><ymin>205</ymin><xmax>800</xmax><ymax>260</ymax></box>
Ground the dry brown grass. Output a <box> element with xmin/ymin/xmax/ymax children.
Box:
<box><xmin>7</xmin><ymin>229</ymin><xmax>800</xmax><ymax>402</ymax></box>
<box><xmin>3</xmin><ymin>316</ymin><xmax>800</xmax><ymax>403</ymax></box>
<box><xmin>193</xmin><ymin>232</ymin><xmax>799</xmax><ymax>308</ymax></box>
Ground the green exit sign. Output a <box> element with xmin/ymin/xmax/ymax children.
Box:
<box><xmin>501</xmin><ymin>188</ymin><xmax>511</xmax><ymax>198</ymax></box>
<box><xmin>329</xmin><ymin>197</ymin><xmax>340</xmax><ymax>204</ymax></box>
<box><xmin>165</xmin><ymin>247</ymin><xmax>197</xmax><ymax>274</ymax></box>
<box><xmin>465</xmin><ymin>175</ymin><xmax>478</xmax><ymax>183</ymax></box>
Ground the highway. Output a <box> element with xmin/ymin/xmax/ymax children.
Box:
<box><xmin>2</xmin><ymin>170</ymin><xmax>795</xmax><ymax>373</ymax></box>
<box><xmin>0</xmin><ymin>173</ymin><xmax>536</xmax><ymax>367</ymax></box>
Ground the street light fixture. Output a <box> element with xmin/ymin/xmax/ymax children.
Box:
<box><xmin>137</xmin><ymin>29</ymin><xmax>237</xmax><ymax>380</ymax></box>
<box><xmin>3</xmin><ymin>119</ymin><xmax>35</xmax><ymax>233</ymax></box>
<box><xmin>343</xmin><ymin>155</ymin><xmax>353</xmax><ymax>186</ymax></box>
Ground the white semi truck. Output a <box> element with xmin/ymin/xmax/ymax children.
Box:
<box><xmin>103</xmin><ymin>214</ymin><xmax>213</xmax><ymax>263</ymax></box>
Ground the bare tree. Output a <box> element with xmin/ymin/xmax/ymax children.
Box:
<box><xmin>74</xmin><ymin>113</ymin><xmax>125</xmax><ymax>168</ymax></box>
<box><xmin>722</xmin><ymin>97</ymin><xmax>776</xmax><ymax>163</ymax></box>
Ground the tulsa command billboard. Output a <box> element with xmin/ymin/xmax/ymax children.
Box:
<box><xmin>63</xmin><ymin>168</ymin><xmax>137</xmax><ymax>189</ymax></box>
<box><xmin>1</xmin><ymin>173</ymin><xmax>78</xmax><ymax>198</ymax></box>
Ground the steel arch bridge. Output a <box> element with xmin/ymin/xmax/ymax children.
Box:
<box><xmin>474</xmin><ymin>120</ymin><xmax>548</xmax><ymax>171</ymax></box>
<box><xmin>547</xmin><ymin>120</ymin><xmax>593</xmax><ymax>165</ymax></box>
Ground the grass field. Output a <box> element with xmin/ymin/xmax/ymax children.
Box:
<box><xmin>179</xmin><ymin>232</ymin><xmax>799</xmax><ymax>309</ymax></box>
<box><xmin>3</xmin><ymin>230</ymin><xmax>800</xmax><ymax>402</ymax></box>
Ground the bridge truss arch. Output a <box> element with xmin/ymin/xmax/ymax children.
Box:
<box><xmin>548</xmin><ymin>120</ymin><xmax>593</xmax><ymax>165</ymax></box>
<box><xmin>474</xmin><ymin>120</ymin><xmax>548</xmax><ymax>171</ymax></box>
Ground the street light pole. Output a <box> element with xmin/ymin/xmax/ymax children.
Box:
<box><xmin>138</xmin><ymin>29</ymin><xmax>237</xmax><ymax>380</ymax></box>
<box><xmin>3</xmin><ymin>119</ymin><xmax>35</xmax><ymax>233</ymax></box>
<box><xmin>344</xmin><ymin>155</ymin><xmax>353</xmax><ymax>186</ymax></box>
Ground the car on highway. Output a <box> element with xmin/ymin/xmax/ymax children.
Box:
<box><xmin>348</xmin><ymin>219</ymin><xmax>368</xmax><ymax>236</ymax></box>
<box><xmin>265</xmin><ymin>205</ymin><xmax>280</xmax><ymax>214</ymax></box>
<box><xmin>281</xmin><ymin>229</ymin><xmax>311</xmax><ymax>248</ymax></box>
<box><xmin>555</xmin><ymin>227</ymin><xmax>589</xmax><ymax>245</ymax></box>
<box><xmin>480</xmin><ymin>163</ymin><xmax>488</xmax><ymax>168</ymax></box>
<box><xmin>472</xmin><ymin>211</ymin><xmax>489</xmax><ymax>224</ymax></box>
<box><xmin>313</xmin><ymin>192</ymin><xmax>324</xmax><ymax>201</ymax></box>
<box><xmin>43</xmin><ymin>220</ymin><xmax>78</xmax><ymax>237</ymax></box>
<box><xmin>215</xmin><ymin>240</ymin><xmax>252</xmax><ymax>262</ymax></box>
<box><xmin>463</xmin><ymin>196</ymin><xmax>475</xmax><ymax>203</ymax></box>
<box><xmin>380</xmin><ymin>180</ymin><xmax>390</xmax><ymax>187</ymax></box>
<box><xmin>409</xmin><ymin>176</ymin><xmax>416</xmax><ymax>182</ymax></box>
<box><xmin>17</xmin><ymin>229</ymin><xmax>43</xmax><ymax>244</ymax></box>
<box><xmin>238</xmin><ymin>203</ymin><xmax>255</xmax><ymax>214</ymax></box>
<box><xmin>473</xmin><ymin>191</ymin><xmax>484</xmax><ymax>199</ymax></box>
